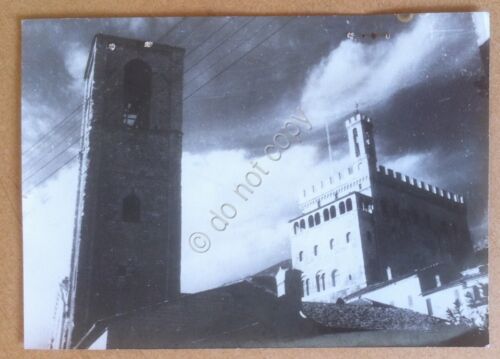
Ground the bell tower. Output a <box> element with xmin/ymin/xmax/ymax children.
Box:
<box><xmin>64</xmin><ymin>34</ymin><xmax>184</xmax><ymax>348</ymax></box>
<box><xmin>345</xmin><ymin>110</ymin><xmax>377</xmax><ymax>167</ymax></box>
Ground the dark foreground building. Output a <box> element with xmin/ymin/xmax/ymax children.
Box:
<box><xmin>72</xmin><ymin>269</ymin><xmax>484</xmax><ymax>349</ymax></box>
<box><xmin>63</xmin><ymin>34</ymin><xmax>184</xmax><ymax>348</ymax></box>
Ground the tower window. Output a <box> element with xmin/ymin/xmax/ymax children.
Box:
<box><xmin>346</xmin><ymin>232</ymin><xmax>351</xmax><ymax>243</ymax></box>
<box><xmin>299</xmin><ymin>251</ymin><xmax>304</xmax><ymax>262</ymax></box>
<box><xmin>353</xmin><ymin>128</ymin><xmax>360</xmax><ymax>157</ymax></box>
<box><xmin>339</xmin><ymin>201</ymin><xmax>346</xmax><ymax>214</ymax></box>
<box><xmin>321</xmin><ymin>273</ymin><xmax>326</xmax><ymax>290</ymax></box>
<box><xmin>346</xmin><ymin>198</ymin><xmax>353</xmax><ymax>211</ymax></box>
<box><xmin>315</xmin><ymin>274</ymin><xmax>321</xmax><ymax>292</ymax></box>
<box><xmin>299</xmin><ymin>219</ymin><xmax>306</xmax><ymax>230</ymax></box>
<box><xmin>293</xmin><ymin>222</ymin><xmax>300</xmax><ymax>235</ymax></box>
<box><xmin>305</xmin><ymin>279</ymin><xmax>310</xmax><ymax>296</ymax></box>
<box><xmin>314</xmin><ymin>212</ymin><xmax>321</xmax><ymax>225</ymax></box>
<box><xmin>323</xmin><ymin>208</ymin><xmax>330</xmax><ymax>221</ymax></box>
<box><xmin>122</xmin><ymin>193</ymin><xmax>141</xmax><ymax>222</ymax></box>
<box><xmin>331</xmin><ymin>270</ymin><xmax>337</xmax><ymax>287</ymax></box>
<box><xmin>123</xmin><ymin>59</ymin><xmax>152</xmax><ymax>129</ymax></box>
<box><xmin>313</xmin><ymin>245</ymin><xmax>318</xmax><ymax>256</ymax></box>
<box><xmin>426</xmin><ymin>298</ymin><xmax>433</xmax><ymax>316</ymax></box>
<box><xmin>330</xmin><ymin>238</ymin><xmax>334</xmax><ymax>250</ymax></box>
<box><xmin>308</xmin><ymin>215</ymin><xmax>314</xmax><ymax>228</ymax></box>
<box><xmin>330</xmin><ymin>205</ymin><xmax>336</xmax><ymax>218</ymax></box>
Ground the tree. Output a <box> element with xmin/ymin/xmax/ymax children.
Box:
<box><xmin>446</xmin><ymin>299</ymin><xmax>473</xmax><ymax>326</ymax></box>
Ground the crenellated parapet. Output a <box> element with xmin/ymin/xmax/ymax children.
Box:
<box><xmin>344</xmin><ymin>112</ymin><xmax>372</xmax><ymax>127</ymax></box>
<box><xmin>376</xmin><ymin>165</ymin><xmax>464</xmax><ymax>205</ymax></box>
<box><xmin>298</xmin><ymin>161</ymin><xmax>371</xmax><ymax>212</ymax></box>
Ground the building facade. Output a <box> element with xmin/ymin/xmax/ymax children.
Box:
<box><xmin>345</xmin><ymin>264</ymin><xmax>488</xmax><ymax>325</ymax></box>
<box><xmin>290</xmin><ymin>111</ymin><xmax>473</xmax><ymax>303</ymax></box>
<box><xmin>63</xmin><ymin>34</ymin><xmax>185</xmax><ymax>348</ymax></box>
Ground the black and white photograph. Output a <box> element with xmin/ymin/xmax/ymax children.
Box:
<box><xmin>21</xmin><ymin>13</ymin><xmax>490</xmax><ymax>349</ymax></box>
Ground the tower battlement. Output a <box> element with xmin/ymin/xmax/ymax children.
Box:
<box><xmin>344</xmin><ymin>112</ymin><xmax>372</xmax><ymax>127</ymax></box>
<box><xmin>376</xmin><ymin>165</ymin><xmax>464</xmax><ymax>205</ymax></box>
<box><xmin>298</xmin><ymin>161</ymin><xmax>371</xmax><ymax>212</ymax></box>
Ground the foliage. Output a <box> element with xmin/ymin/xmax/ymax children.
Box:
<box><xmin>446</xmin><ymin>299</ymin><xmax>473</xmax><ymax>326</ymax></box>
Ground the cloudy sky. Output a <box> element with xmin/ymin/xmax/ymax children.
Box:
<box><xmin>21</xmin><ymin>13</ymin><xmax>489</xmax><ymax>348</ymax></box>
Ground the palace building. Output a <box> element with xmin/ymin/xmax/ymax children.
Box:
<box><xmin>290</xmin><ymin>111</ymin><xmax>474</xmax><ymax>303</ymax></box>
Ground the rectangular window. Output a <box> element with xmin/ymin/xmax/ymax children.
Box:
<box><xmin>426</xmin><ymin>298</ymin><xmax>433</xmax><ymax>316</ymax></box>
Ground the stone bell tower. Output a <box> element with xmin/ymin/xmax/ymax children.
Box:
<box><xmin>64</xmin><ymin>34</ymin><xmax>184</xmax><ymax>348</ymax></box>
<box><xmin>345</xmin><ymin>110</ymin><xmax>377</xmax><ymax>167</ymax></box>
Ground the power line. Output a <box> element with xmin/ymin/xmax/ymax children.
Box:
<box><xmin>23</xmin><ymin>137</ymin><xmax>80</xmax><ymax>183</ymax></box>
<box><xmin>25</xmin><ymin>18</ymin><xmax>294</xmax><ymax>193</ymax></box>
<box><xmin>174</xmin><ymin>17</ymin><xmax>210</xmax><ymax>48</ymax></box>
<box><xmin>23</xmin><ymin>119</ymin><xmax>83</xmax><ymax>169</ymax></box>
<box><xmin>22</xmin><ymin>104</ymin><xmax>82</xmax><ymax>156</ymax></box>
<box><xmin>184</xmin><ymin>17</ymin><xmax>256</xmax><ymax>74</ymax></box>
<box><xmin>25</xmin><ymin>152</ymin><xmax>81</xmax><ymax>194</ymax></box>
<box><xmin>155</xmin><ymin>17</ymin><xmax>186</xmax><ymax>43</ymax></box>
<box><xmin>23</xmin><ymin>18</ymin><xmax>188</xmax><ymax>160</ymax></box>
<box><xmin>24</xmin><ymin>17</ymin><xmax>234</xmax><ymax>165</ymax></box>
<box><xmin>23</xmin><ymin>18</ymin><xmax>249</xmax><ymax>177</ymax></box>
<box><xmin>184</xmin><ymin>18</ymin><xmax>294</xmax><ymax>101</ymax></box>
<box><xmin>184</xmin><ymin>17</ymin><xmax>232</xmax><ymax>58</ymax></box>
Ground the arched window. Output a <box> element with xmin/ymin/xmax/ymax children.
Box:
<box><xmin>308</xmin><ymin>215</ymin><xmax>314</xmax><ymax>228</ymax></box>
<box><xmin>346</xmin><ymin>198</ymin><xmax>353</xmax><ymax>211</ymax></box>
<box><xmin>323</xmin><ymin>208</ymin><xmax>330</xmax><ymax>221</ymax></box>
<box><xmin>331</xmin><ymin>270</ymin><xmax>337</xmax><ymax>287</ymax></box>
<box><xmin>293</xmin><ymin>222</ymin><xmax>300</xmax><ymax>235</ymax></box>
<box><xmin>315</xmin><ymin>274</ymin><xmax>321</xmax><ymax>292</ymax></box>
<box><xmin>339</xmin><ymin>201</ymin><xmax>346</xmax><ymax>214</ymax></box>
<box><xmin>299</xmin><ymin>251</ymin><xmax>304</xmax><ymax>262</ymax></box>
<box><xmin>321</xmin><ymin>273</ymin><xmax>326</xmax><ymax>290</ymax></box>
<box><xmin>346</xmin><ymin>232</ymin><xmax>351</xmax><ymax>243</ymax></box>
<box><xmin>314</xmin><ymin>212</ymin><xmax>321</xmax><ymax>225</ymax></box>
<box><xmin>305</xmin><ymin>279</ymin><xmax>310</xmax><ymax>296</ymax></box>
<box><xmin>314</xmin><ymin>245</ymin><xmax>318</xmax><ymax>256</ymax></box>
<box><xmin>122</xmin><ymin>193</ymin><xmax>140</xmax><ymax>222</ymax></box>
<box><xmin>330</xmin><ymin>205</ymin><xmax>336</xmax><ymax>218</ymax></box>
<box><xmin>299</xmin><ymin>219</ymin><xmax>306</xmax><ymax>230</ymax></box>
<box><xmin>123</xmin><ymin>59</ymin><xmax>152</xmax><ymax>129</ymax></box>
<box><xmin>353</xmin><ymin>128</ymin><xmax>360</xmax><ymax>157</ymax></box>
<box><xmin>329</xmin><ymin>238</ymin><xmax>334</xmax><ymax>250</ymax></box>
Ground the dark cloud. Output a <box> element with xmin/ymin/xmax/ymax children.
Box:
<box><xmin>21</xmin><ymin>14</ymin><xmax>489</xmax><ymax>244</ymax></box>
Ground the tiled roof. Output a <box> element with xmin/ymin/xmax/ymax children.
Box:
<box><xmin>302</xmin><ymin>301</ymin><xmax>450</xmax><ymax>331</ymax></box>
